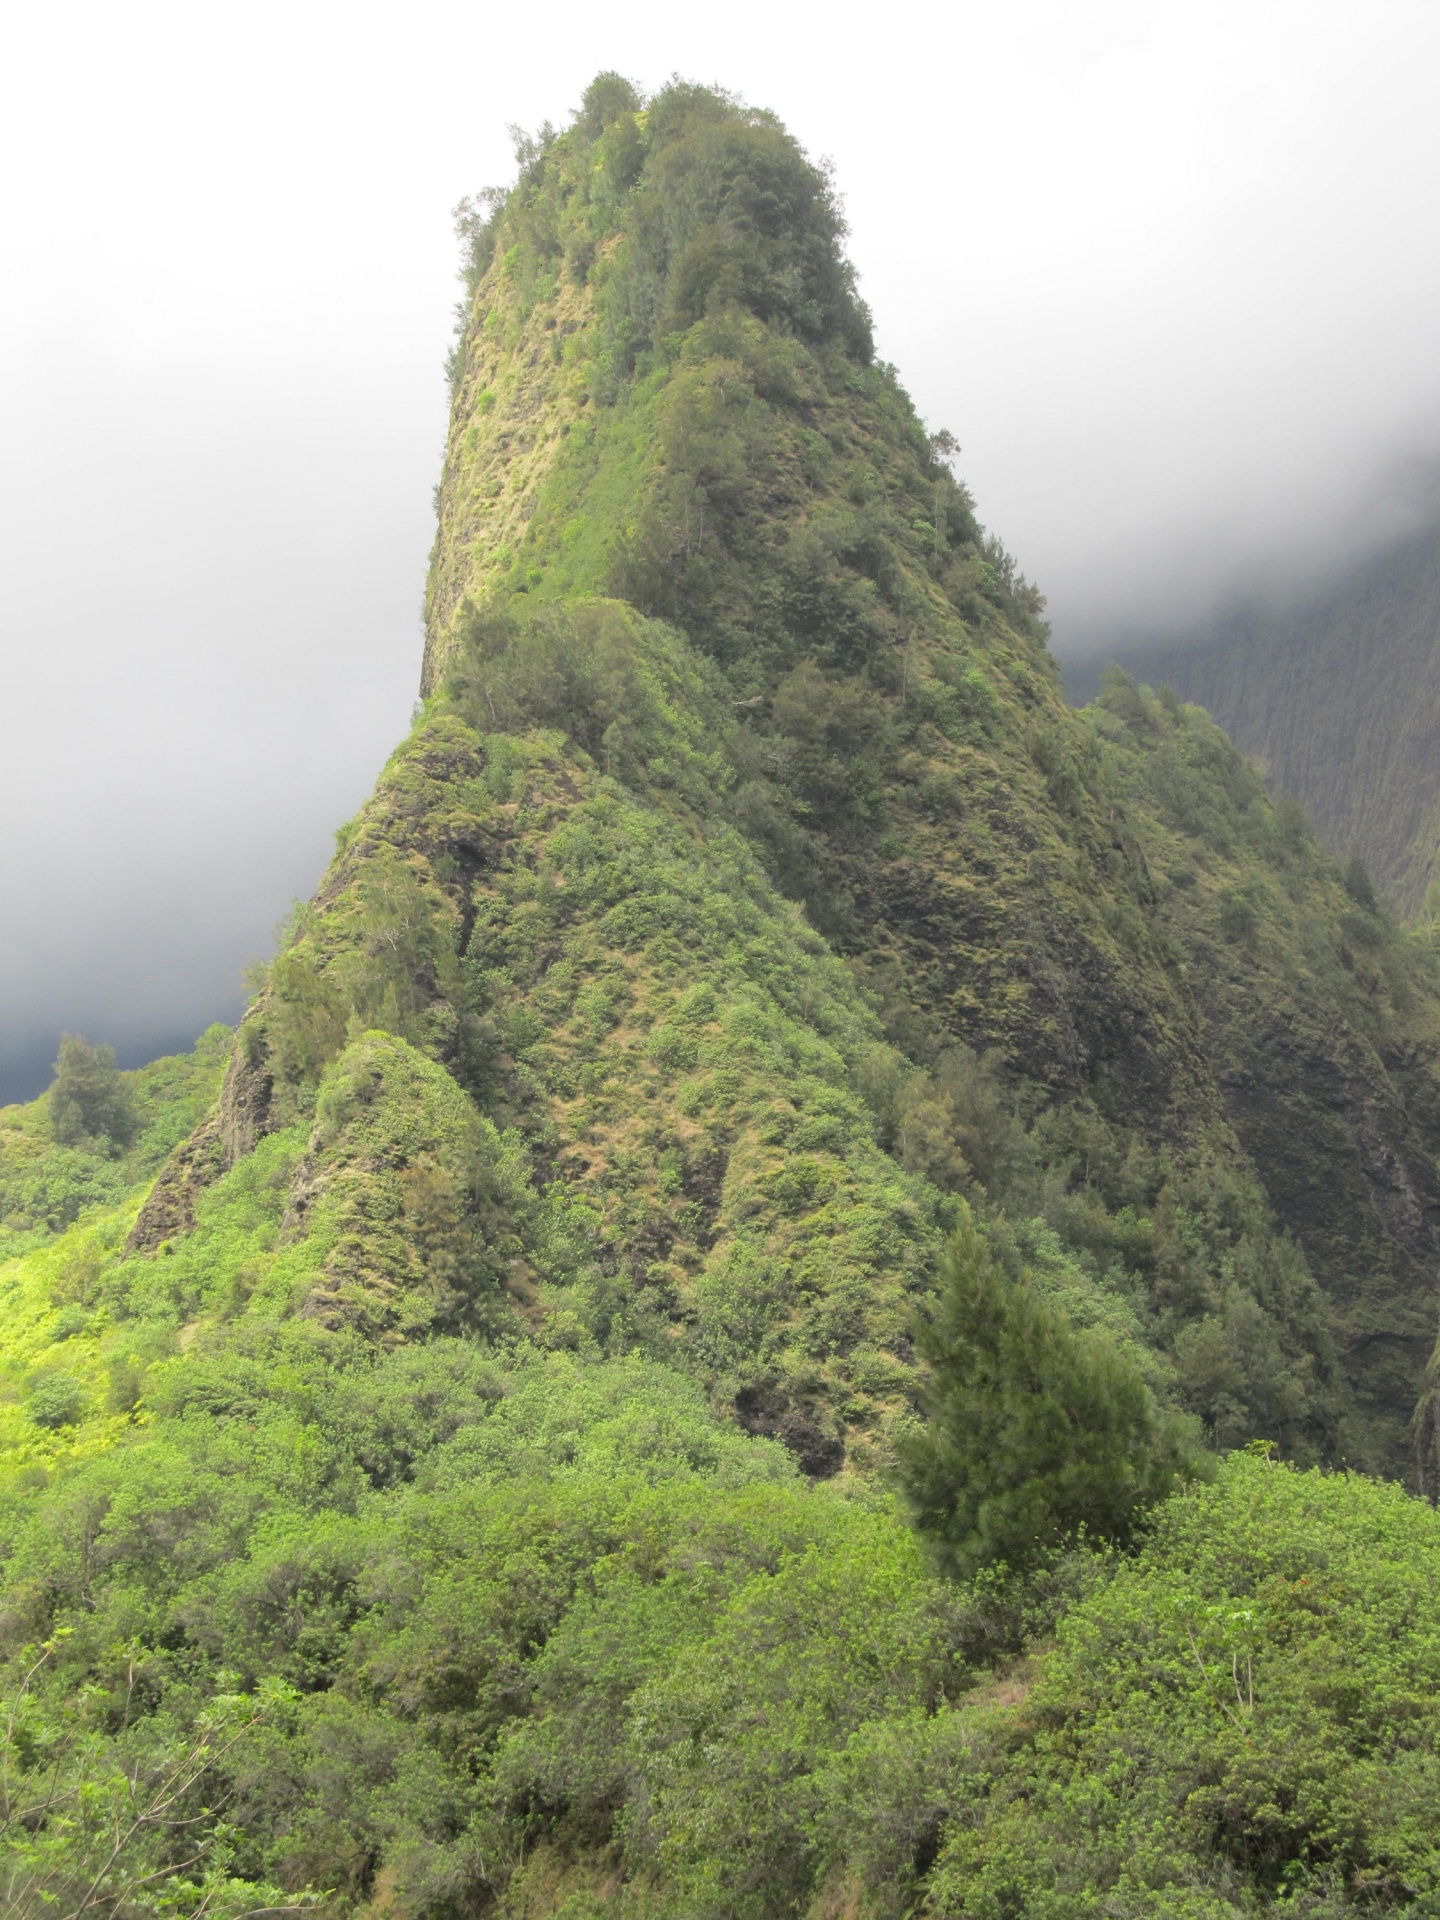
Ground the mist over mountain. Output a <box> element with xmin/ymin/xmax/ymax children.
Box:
<box><xmin>1068</xmin><ymin>513</ymin><xmax>1440</xmax><ymax>917</ymax></box>
<box><xmin>0</xmin><ymin>380</ymin><xmax>430</xmax><ymax>1103</ymax></box>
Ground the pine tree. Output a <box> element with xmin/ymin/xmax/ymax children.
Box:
<box><xmin>900</xmin><ymin>1208</ymin><xmax>1195</xmax><ymax>1577</ymax></box>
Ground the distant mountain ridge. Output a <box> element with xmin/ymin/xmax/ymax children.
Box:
<box><xmin>1068</xmin><ymin>520</ymin><xmax>1440</xmax><ymax>917</ymax></box>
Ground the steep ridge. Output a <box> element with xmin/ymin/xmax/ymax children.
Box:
<box><xmin>415</xmin><ymin>76</ymin><xmax>1440</xmax><ymax>1471</ymax></box>
<box><xmin>7</xmin><ymin>74</ymin><xmax>1440</xmax><ymax>1920</ymax></box>
<box><xmin>1070</xmin><ymin>519</ymin><xmax>1440</xmax><ymax>917</ymax></box>
<box><xmin>122</xmin><ymin>75</ymin><xmax>1440</xmax><ymax>1473</ymax></box>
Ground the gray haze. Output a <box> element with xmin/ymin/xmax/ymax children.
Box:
<box><xmin>5</xmin><ymin>0</ymin><xmax>1440</xmax><ymax>1099</ymax></box>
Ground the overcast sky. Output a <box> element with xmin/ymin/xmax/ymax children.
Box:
<box><xmin>5</xmin><ymin>0</ymin><xmax>1440</xmax><ymax>1101</ymax></box>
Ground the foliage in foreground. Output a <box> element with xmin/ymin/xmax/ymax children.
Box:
<box><xmin>5</xmin><ymin>1327</ymin><xmax>1440</xmax><ymax>1920</ymax></box>
<box><xmin>929</xmin><ymin>1454</ymin><xmax>1440</xmax><ymax>1918</ymax></box>
<box><xmin>0</xmin><ymin>1045</ymin><xmax>1435</xmax><ymax>1918</ymax></box>
<box><xmin>2</xmin><ymin>1651</ymin><xmax>307</xmax><ymax>1920</ymax></box>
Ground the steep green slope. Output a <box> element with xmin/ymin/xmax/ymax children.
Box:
<box><xmin>69</xmin><ymin>72</ymin><xmax>1440</xmax><ymax>1474</ymax></box>
<box><xmin>118</xmin><ymin>71</ymin><xmax>1436</xmax><ymax>1466</ymax></box>
<box><xmin>1071</xmin><ymin>520</ymin><xmax>1440</xmax><ymax>917</ymax></box>
<box><xmin>131</xmin><ymin>680</ymin><xmax>952</xmax><ymax>1470</ymax></box>
<box><xmin>413</xmin><ymin>74</ymin><xmax>1440</xmax><ymax>1473</ymax></box>
<box><xmin>0</xmin><ymin>1032</ymin><xmax>229</xmax><ymax>1490</ymax></box>
<box><xmin>7</xmin><ymin>72</ymin><xmax>1440</xmax><ymax>1920</ymax></box>
<box><xmin>1075</xmin><ymin>677</ymin><xmax>1440</xmax><ymax>1473</ymax></box>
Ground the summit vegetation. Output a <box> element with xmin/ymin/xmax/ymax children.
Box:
<box><xmin>5</xmin><ymin>73</ymin><xmax>1440</xmax><ymax>1919</ymax></box>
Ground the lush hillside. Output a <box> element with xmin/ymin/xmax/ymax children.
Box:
<box><xmin>7</xmin><ymin>73</ymin><xmax>1440</xmax><ymax>1919</ymax></box>
<box><xmin>1068</xmin><ymin>520</ymin><xmax>1440</xmax><ymax>918</ymax></box>
<box><xmin>0</xmin><ymin>1031</ymin><xmax>229</xmax><ymax>1486</ymax></box>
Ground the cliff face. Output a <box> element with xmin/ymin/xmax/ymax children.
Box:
<box><xmin>1076</xmin><ymin>521</ymin><xmax>1440</xmax><ymax>918</ymax></box>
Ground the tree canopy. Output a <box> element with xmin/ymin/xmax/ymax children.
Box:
<box><xmin>48</xmin><ymin>1032</ymin><xmax>134</xmax><ymax>1152</ymax></box>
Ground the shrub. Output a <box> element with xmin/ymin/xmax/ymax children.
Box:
<box><xmin>928</xmin><ymin>1456</ymin><xmax>1440</xmax><ymax>1915</ymax></box>
<box><xmin>27</xmin><ymin>1372</ymin><xmax>88</xmax><ymax>1429</ymax></box>
<box><xmin>50</xmin><ymin>1303</ymin><xmax>89</xmax><ymax>1341</ymax></box>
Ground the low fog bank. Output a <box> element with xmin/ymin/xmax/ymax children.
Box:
<box><xmin>0</xmin><ymin>372</ymin><xmax>432</xmax><ymax>1106</ymax></box>
<box><xmin>861</xmin><ymin>7</ymin><xmax>1440</xmax><ymax>672</ymax></box>
<box><xmin>1054</xmin><ymin>459</ymin><xmax>1440</xmax><ymax>713</ymax></box>
<box><xmin>1046</xmin><ymin>457</ymin><xmax>1440</xmax><ymax>683</ymax></box>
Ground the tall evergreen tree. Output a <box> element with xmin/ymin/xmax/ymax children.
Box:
<box><xmin>900</xmin><ymin>1209</ymin><xmax>1196</xmax><ymax>1576</ymax></box>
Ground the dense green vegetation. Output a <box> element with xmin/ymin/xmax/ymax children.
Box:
<box><xmin>927</xmin><ymin>1452</ymin><xmax>1440</xmax><ymax>1917</ymax></box>
<box><xmin>6</xmin><ymin>71</ymin><xmax>1440</xmax><ymax>1918</ymax></box>
<box><xmin>0</xmin><ymin>1032</ymin><xmax>226</xmax><ymax>1259</ymax></box>
<box><xmin>0</xmin><ymin>1033</ymin><xmax>230</xmax><ymax>1486</ymax></box>
<box><xmin>6</xmin><ymin>1239</ymin><xmax>1440</xmax><ymax>1920</ymax></box>
<box><xmin>423</xmin><ymin>74</ymin><xmax>1440</xmax><ymax>1478</ymax></box>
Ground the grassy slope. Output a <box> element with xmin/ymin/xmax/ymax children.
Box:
<box><xmin>0</xmin><ymin>1030</ymin><xmax>229</xmax><ymax>1492</ymax></box>
<box><xmin>221</xmin><ymin>696</ymin><xmax>952</xmax><ymax>1467</ymax></box>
